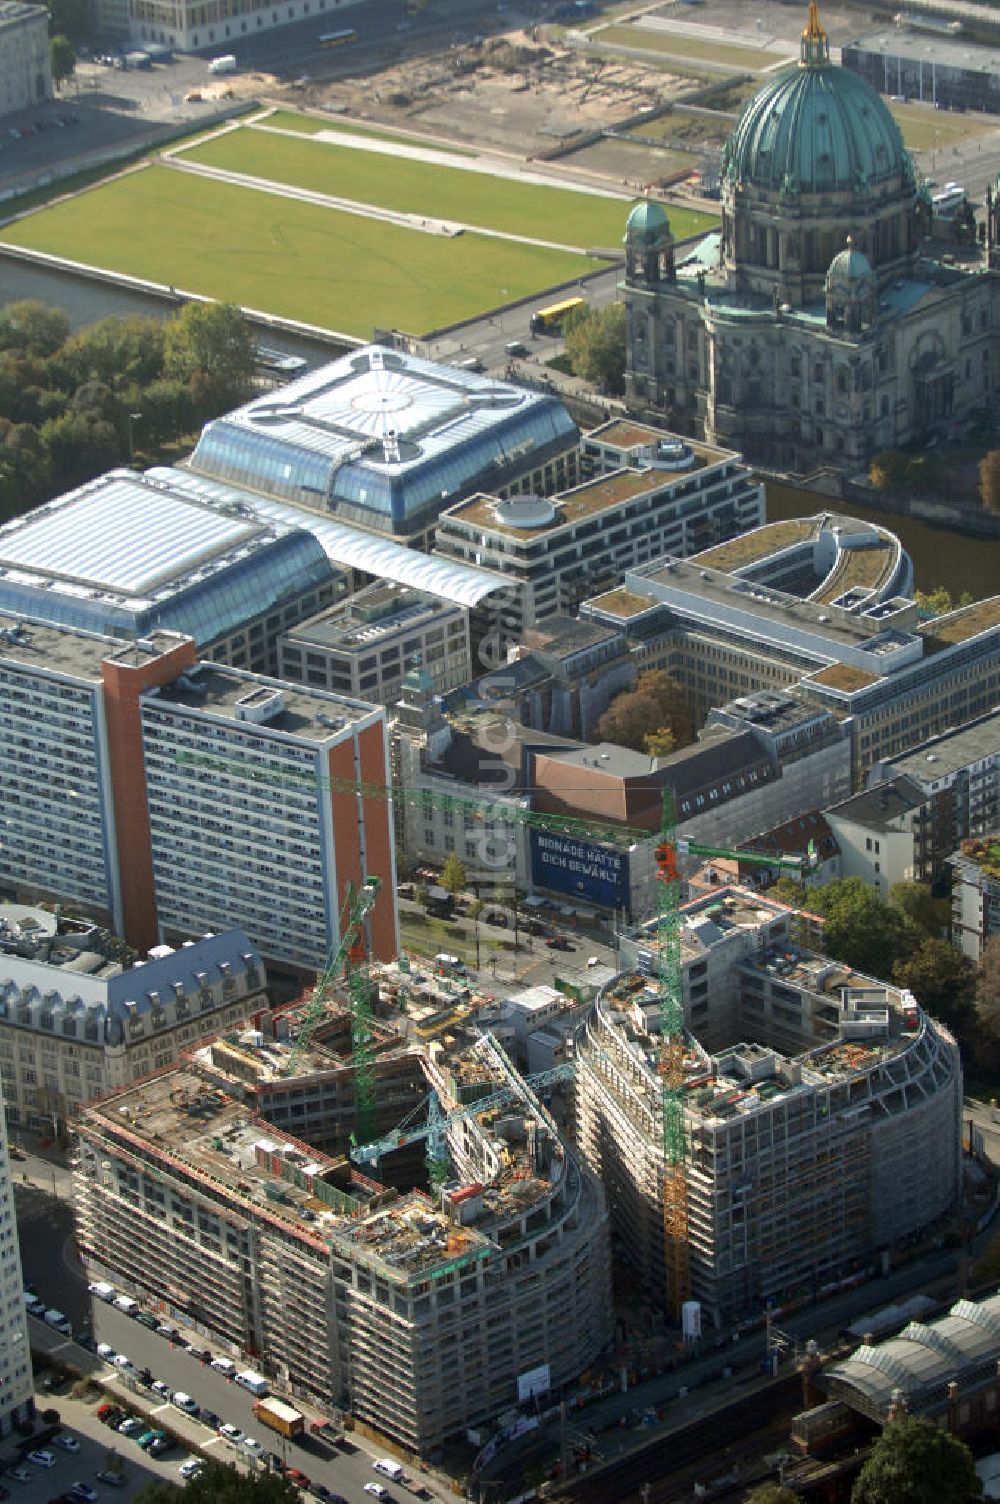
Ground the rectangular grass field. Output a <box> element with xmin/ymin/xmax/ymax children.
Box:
<box><xmin>259</xmin><ymin>110</ymin><xmax>475</xmax><ymax>154</ymax></box>
<box><xmin>0</xmin><ymin>166</ymin><xmax>595</xmax><ymax>338</ymax></box>
<box><xmin>175</xmin><ymin>124</ymin><xmax>718</xmax><ymax>248</ymax></box>
<box><xmin>596</xmin><ymin>23</ymin><xmax>789</xmax><ymax>71</ymax></box>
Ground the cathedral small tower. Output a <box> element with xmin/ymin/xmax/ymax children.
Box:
<box><xmin>624</xmin><ymin>200</ymin><xmax>674</xmax><ymax>285</ymax></box>
<box><xmin>825</xmin><ymin>238</ymin><xmax>877</xmax><ymax>334</ymax></box>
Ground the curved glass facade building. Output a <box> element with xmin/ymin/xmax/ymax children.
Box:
<box><xmin>190</xmin><ymin>345</ymin><xmax>580</xmax><ymax>539</ymax></box>
<box><xmin>0</xmin><ymin>469</ymin><xmax>342</xmax><ymax>671</ymax></box>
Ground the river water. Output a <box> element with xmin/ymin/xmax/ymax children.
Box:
<box><xmin>766</xmin><ymin>479</ymin><xmax>1000</xmax><ymax>603</ymax></box>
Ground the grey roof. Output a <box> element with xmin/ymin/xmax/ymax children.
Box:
<box><xmin>827</xmin><ymin>774</ymin><xmax>928</xmax><ymax>830</ymax></box>
<box><xmin>875</xmin><ymin>709</ymin><xmax>1000</xmax><ymax>786</ymax></box>
<box><xmin>826</xmin><ymin>1293</ymin><xmax>1000</xmax><ymax>1420</ymax></box>
<box><xmin>153</xmin><ymin>467</ymin><xmax>508</xmax><ymax>611</ymax></box>
<box><xmin>845</xmin><ymin>26</ymin><xmax>1000</xmax><ymax>75</ymax></box>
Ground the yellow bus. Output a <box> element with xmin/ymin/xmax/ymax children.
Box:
<box><xmin>529</xmin><ymin>295</ymin><xmax>586</xmax><ymax>335</ymax></box>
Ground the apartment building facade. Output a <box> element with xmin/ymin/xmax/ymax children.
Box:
<box><xmin>0</xmin><ymin>615</ymin><xmax>397</xmax><ymax>973</ymax></box>
<box><xmin>949</xmin><ymin>842</ymin><xmax>1000</xmax><ymax>961</ymax></box>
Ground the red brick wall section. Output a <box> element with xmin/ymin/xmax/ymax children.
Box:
<box><xmin>101</xmin><ymin>638</ymin><xmax>197</xmax><ymax>956</ymax></box>
<box><xmin>357</xmin><ymin>722</ymin><xmax>396</xmax><ymax>962</ymax></box>
<box><xmin>327</xmin><ymin>739</ymin><xmax>361</xmax><ymax>957</ymax></box>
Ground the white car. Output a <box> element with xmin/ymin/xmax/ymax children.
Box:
<box><xmin>241</xmin><ymin>1436</ymin><xmax>261</xmax><ymax>1454</ymax></box>
<box><xmin>364</xmin><ymin>1487</ymin><xmax>389</xmax><ymax>1500</ymax></box>
<box><xmin>96</xmin><ymin>1342</ymin><xmax>116</xmax><ymax>1361</ymax></box>
<box><xmin>179</xmin><ymin>1458</ymin><xmax>204</xmax><ymax>1478</ymax></box>
<box><xmin>218</xmin><ymin>1423</ymin><xmax>243</xmax><ymax>1443</ymax></box>
<box><xmin>57</xmin><ymin>1435</ymin><xmax>81</xmax><ymax>1452</ymax></box>
<box><xmin>151</xmin><ymin>1379</ymin><xmax>172</xmax><ymax>1398</ymax></box>
<box><xmin>112</xmin><ymin>1353</ymin><xmax>133</xmax><ymax>1369</ymax></box>
<box><xmin>172</xmin><ymin>1391</ymin><xmax>198</xmax><ymax>1413</ymax></box>
<box><xmin>27</xmin><ymin>1450</ymin><xmax>56</xmax><ymax>1467</ymax></box>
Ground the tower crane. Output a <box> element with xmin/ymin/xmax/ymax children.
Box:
<box><xmin>284</xmin><ymin>876</ymin><xmax>381</xmax><ymax>1139</ymax></box>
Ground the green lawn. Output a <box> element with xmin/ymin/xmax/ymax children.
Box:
<box><xmin>0</xmin><ymin>166</ymin><xmax>593</xmax><ymax>338</ymax></box>
<box><xmin>888</xmin><ymin>100</ymin><xmax>995</xmax><ymax>152</ymax></box>
<box><xmin>177</xmin><ymin>125</ymin><xmax>649</xmax><ymax>248</ymax></box>
<box><xmin>595</xmin><ymin>23</ymin><xmax>789</xmax><ymax>71</ymax></box>
<box><xmin>258</xmin><ymin>109</ymin><xmax>474</xmax><ymax>154</ymax></box>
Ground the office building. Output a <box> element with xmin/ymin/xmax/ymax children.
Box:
<box><xmin>126</xmin><ymin>0</ymin><xmax>360</xmax><ymax>53</ymax></box>
<box><xmin>74</xmin><ymin>1031</ymin><xmax>611</xmax><ymax>1454</ymax></box>
<box><xmin>279</xmin><ymin>584</ymin><xmax>471</xmax><ymax>704</ymax></box>
<box><xmin>623</xmin><ymin>2</ymin><xmax>999</xmax><ymax>469</ymax></box>
<box><xmin>434</xmin><ymin>429</ymin><xmax>762</xmax><ymax>635</ymax></box>
<box><xmin>0</xmin><ymin>2</ymin><xmax>50</xmax><ymax>120</ymax></box>
<box><xmin>843</xmin><ymin>27</ymin><xmax>1000</xmax><ymax>116</ymax></box>
<box><xmin>0</xmin><ymin>615</ymin><xmax>397</xmax><ymax>972</ymax></box>
<box><xmin>0</xmin><ymin>469</ymin><xmax>343</xmax><ymax>674</ymax></box>
<box><xmin>189</xmin><ymin>345</ymin><xmax>580</xmax><ymax>549</ymax></box>
<box><xmin>482</xmin><ymin>616</ymin><xmax>635</xmax><ymax>741</ymax></box>
<box><xmin>582</xmin><ymin>514</ymin><xmax>1000</xmax><ymax>786</ymax></box>
<box><xmin>574</xmin><ymin>886</ymin><xmax>962</xmax><ymax>1325</ymax></box>
<box><xmin>869</xmin><ymin>710</ymin><xmax>1000</xmax><ymax>845</ymax></box>
<box><xmin>0</xmin><ymin>908</ymin><xmax>267</xmax><ymax>1136</ymax></box>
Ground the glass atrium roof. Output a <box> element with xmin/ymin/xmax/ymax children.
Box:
<box><xmin>0</xmin><ymin>470</ymin><xmax>336</xmax><ymax>644</ymax></box>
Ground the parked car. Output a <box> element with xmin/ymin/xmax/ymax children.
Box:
<box><xmin>112</xmin><ymin>1354</ymin><xmax>133</xmax><ymax>1370</ymax></box>
<box><xmin>150</xmin><ymin>1380</ymin><xmax>172</xmax><ymax>1398</ymax></box>
<box><xmin>95</xmin><ymin>1471</ymin><xmax>127</xmax><ymax>1487</ymax></box>
<box><xmin>96</xmin><ymin>1344</ymin><xmax>115</xmax><ymax>1361</ymax></box>
<box><xmin>5</xmin><ymin>1468</ymin><xmax>29</xmax><ymax>1484</ymax></box>
<box><xmin>197</xmin><ymin>1408</ymin><xmax>219</xmax><ymax>1428</ymax></box>
<box><xmin>56</xmin><ymin>1435</ymin><xmax>80</xmax><ymax>1452</ymax></box>
<box><xmin>179</xmin><ymin>1459</ymin><xmax>204</xmax><ymax>1479</ymax></box>
<box><xmin>67</xmin><ymin>1485</ymin><xmax>99</xmax><ymax>1503</ymax></box>
<box><xmin>286</xmin><ymin>1469</ymin><xmax>311</xmax><ymax>1489</ymax></box>
<box><xmin>218</xmin><ymin>1424</ymin><xmax>243</xmax><ymax>1443</ymax></box>
<box><xmin>135</xmin><ymin>1312</ymin><xmax>159</xmax><ymax>1330</ymax></box>
<box><xmin>149</xmin><ymin>1437</ymin><xmax>172</xmax><ymax>1457</ymax></box>
<box><xmin>545</xmin><ymin>936</ymin><xmax>572</xmax><ymax>950</ymax></box>
<box><xmin>187</xmin><ymin>1347</ymin><xmax>211</xmax><ymax>1363</ymax></box>
<box><xmin>118</xmin><ymin>1418</ymin><xmax>145</xmax><ymax>1436</ymax></box>
<box><xmin>26</xmin><ymin>1451</ymin><xmax>55</xmax><ymax>1467</ymax></box>
<box><xmin>156</xmin><ymin>1324</ymin><xmax>181</xmax><ymax>1341</ymax></box>
<box><xmin>171</xmin><ymin>1392</ymin><xmax>198</xmax><ymax>1414</ymax></box>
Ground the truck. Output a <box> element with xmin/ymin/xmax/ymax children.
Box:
<box><xmin>207</xmin><ymin>53</ymin><xmax>237</xmax><ymax>74</ymax></box>
<box><xmin>254</xmin><ymin>1397</ymin><xmax>305</xmax><ymax>1440</ymax></box>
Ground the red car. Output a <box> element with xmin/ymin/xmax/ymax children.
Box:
<box><xmin>286</xmin><ymin>1470</ymin><xmax>311</xmax><ymax>1490</ymax></box>
<box><xmin>545</xmin><ymin>936</ymin><xmax>572</xmax><ymax>951</ymax></box>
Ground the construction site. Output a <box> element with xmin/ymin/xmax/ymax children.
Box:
<box><xmin>73</xmin><ymin>967</ymin><xmax>611</xmax><ymax>1456</ymax></box>
<box><xmin>575</xmin><ymin>884</ymin><xmax>964</xmax><ymax>1329</ymax></box>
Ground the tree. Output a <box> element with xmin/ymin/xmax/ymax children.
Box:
<box><xmin>62</xmin><ymin>314</ymin><xmax>167</xmax><ymax>388</ymax></box>
<box><xmin>893</xmin><ymin>937</ymin><xmax>976</xmax><ymax>1037</ymax></box>
<box><xmin>441</xmin><ymin>851</ymin><xmax>467</xmax><ymax>896</ymax></box>
<box><xmin>915</xmin><ymin>586</ymin><xmax>973</xmax><ymax>616</ymax></box>
<box><xmin>135</xmin><ymin>1459</ymin><xmax>304</xmax><ymax>1503</ymax></box>
<box><xmin>819</xmin><ymin>877</ymin><xmax>910</xmax><ymax>977</ymax></box>
<box><xmin>643</xmin><ymin>726</ymin><xmax>676</xmax><ymax>758</ymax></box>
<box><xmin>164</xmin><ymin>301</ymin><xmax>256</xmax><ymax>399</ymax></box>
<box><xmin>868</xmin><ymin>450</ymin><xmax>909</xmax><ymax>491</ymax></box>
<box><xmin>562</xmin><ymin>303</ymin><xmax>626</xmax><ymax>394</ymax></box>
<box><xmin>980</xmin><ymin>449</ymin><xmax>1000</xmax><ymax>514</ymax></box>
<box><xmin>50</xmin><ymin>33</ymin><xmax>76</xmax><ymax>84</ymax></box>
<box><xmin>889</xmin><ymin>880</ymin><xmax>948</xmax><ymax>940</ymax></box>
<box><xmin>850</xmin><ymin>1414</ymin><xmax>981</xmax><ymax>1504</ymax></box>
<box><xmin>596</xmin><ymin>669</ymin><xmax>693</xmax><ymax>753</ymax></box>
<box><xmin>744</xmin><ymin>1487</ymin><xmax>800</xmax><ymax>1504</ymax></box>
<box><xmin>0</xmin><ymin>300</ymin><xmax>71</xmax><ymax>357</ymax></box>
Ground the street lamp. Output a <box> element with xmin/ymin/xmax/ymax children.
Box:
<box><xmin>127</xmin><ymin>412</ymin><xmax>142</xmax><ymax>462</ymax></box>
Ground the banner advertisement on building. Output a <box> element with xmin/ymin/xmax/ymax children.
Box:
<box><xmin>529</xmin><ymin>829</ymin><xmax>630</xmax><ymax>909</ymax></box>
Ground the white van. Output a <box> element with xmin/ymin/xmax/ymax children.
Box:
<box><xmin>211</xmin><ymin>1357</ymin><xmax>237</xmax><ymax>1376</ymax></box>
<box><xmin>112</xmin><ymin>1295</ymin><xmax>139</xmax><ymax>1316</ymax></box>
<box><xmin>373</xmin><ymin>1459</ymin><xmax>405</xmax><ymax>1482</ymax></box>
<box><xmin>88</xmin><ymin>1281</ymin><xmax>115</xmax><ymax>1303</ymax></box>
<box><xmin>207</xmin><ymin>53</ymin><xmax>237</xmax><ymax>74</ymax></box>
<box><xmin>234</xmin><ymin>1369</ymin><xmax>269</xmax><ymax>1397</ymax></box>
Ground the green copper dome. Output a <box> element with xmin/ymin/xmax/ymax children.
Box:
<box><xmin>624</xmin><ymin>199</ymin><xmax>670</xmax><ymax>244</ymax></box>
<box><xmin>723</xmin><ymin>5</ymin><xmax>909</xmax><ymax>196</ymax></box>
<box><xmin>827</xmin><ymin>240</ymin><xmax>872</xmax><ymax>283</ymax></box>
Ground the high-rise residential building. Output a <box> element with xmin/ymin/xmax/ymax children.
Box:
<box><xmin>0</xmin><ymin>616</ymin><xmax>396</xmax><ymax>973</ymax></box>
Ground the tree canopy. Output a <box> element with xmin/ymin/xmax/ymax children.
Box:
<box><xmin>50</xmin><ymin>33</ymin><xmax>76</xmax><ymax>83</ymax></box>
<box><xmin>0</xmin><ymin>298</ymin><xmax>256</xmax><ymax>524</ymax></box>
<box><xmin>562</xmin><ymin>302</ymin><xmax>626</xmax><ymax>394</ymax></box>
<box><xmin>850</xmin><ymin>1415</ymin><xmax>981</xmax><ymax>1504</ymax></box>
<box><xmin>440</xmin><ymin>852</ymin><xmax>467</xmax><ymax>896</ymax></box>
<box><xmin>135</xmin><ymin>1459</ymin><xmax>303</xmax><ymax>1503</ymax></box>
<box><xmin>595</xmin><ymin>669</ymin><xmax>693</xmax><ymax>754</ymax></box>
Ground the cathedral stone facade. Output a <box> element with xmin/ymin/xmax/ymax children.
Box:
<box><xmin>623</xmin><ymin>1</ymin><xmax>1000</xmax><ymax>472</ymax></box>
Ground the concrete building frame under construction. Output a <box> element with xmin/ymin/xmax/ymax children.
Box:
<box><xmin>74</xmin><ymin>1028</ymin><xmax>611</xmax><ymax>1454</ymax></box>
<box><xmin>573</xmin><ymin>887</ymin><xmax>962</xmax><ymax>1327</ymax></box>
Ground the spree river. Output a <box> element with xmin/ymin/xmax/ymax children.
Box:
<box><xmin>766</xmin><ymin>480</ymin><xmax>1000</xmax><ymax>603</ymax></box>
